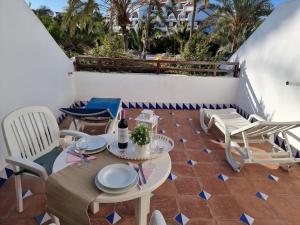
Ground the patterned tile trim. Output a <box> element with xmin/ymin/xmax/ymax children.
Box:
<box><xmin>0</xmin><ymin>168</ymin><xmax>13</xmax><ymax>188</ymax></box>
<box><xmin>122</xmin><ymin>102</ymin><xmax>236</xmax><ymax>110</ymax></box>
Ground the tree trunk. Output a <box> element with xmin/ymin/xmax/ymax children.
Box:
<box><xmin>121</xmin><ymin>26</ymin><xmax>128</xmax><ymax>52</ymax></box>
<box><xmin>180</xmin><ymin>41</ymin><xmax>184</xmax><ymax>53</ymax></box>
<box><xmin>109</xmin><ymin>8</ymin><xmax>115</xmax><ymax>34</ymax></box>
<box><xmin>142</xmin><ymin>1</ymin><xmax>152</xmax><ymax>59</ymax></box>
<box><xmin>189</xmin><ymin>0</ymin><xmax>197</xmax><ymax>39</ymax></box>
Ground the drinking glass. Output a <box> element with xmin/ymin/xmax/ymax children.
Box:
<box><xmin>75</xmin><ymin>137</ymin><xmax>89</xmax><ymax>167</ymax></box>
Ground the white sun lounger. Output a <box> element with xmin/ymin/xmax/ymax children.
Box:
<box><xmin>200</xmin><ymin>108</ymin><xmax>300</xmax><ymax>172</ymax></box>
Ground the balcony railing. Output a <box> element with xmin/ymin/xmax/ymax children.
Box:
<box><xmin>74</xmin><ymin>56</ymin><xmax>240</xmax><ymax>77</ymax></box>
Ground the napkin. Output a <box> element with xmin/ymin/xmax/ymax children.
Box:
<box><xmin>66</xmin><ymin>153</ymin><xmax>97</xmax><ymax>163</ymax></box>
<box><xmin>128</xmin><ymin>162</ymin><xmax>154</xmax><ymax>189</ymax></box>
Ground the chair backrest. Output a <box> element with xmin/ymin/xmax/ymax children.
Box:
<box><xmin>2</xmin><ymin>106</ymin><xmax>59</xmax><ymax>160</ymax></box>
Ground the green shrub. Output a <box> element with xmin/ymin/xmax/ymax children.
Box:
<box><xmin>181</xmin><ymin>33</ymin><xmax>210</xmax><ymax>61</ymax></box>
<box><xmin>130</xmin><ymin>124</ymin><xmax>151</xmax><ymax>146</ymax></box>
<box><xmin>88</xmin><ymin>35</ymin><xmax>126</xmax><ymax>58</ymax></box>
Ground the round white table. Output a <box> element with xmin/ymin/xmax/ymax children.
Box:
<box><xmin>53</xmin><ymin>134</ymin><xmax>172</xmax><ymax>225</ymax></box>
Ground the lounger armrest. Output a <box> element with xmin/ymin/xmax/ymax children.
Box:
<box><xmin>248</xmin><ymin>114</ymin><xmax>265</xmax><ymax>122</ymax></box>
<box><xmin>60</xmin><ymin>130</ymin><xmax>89</xmax><ymax>138</ymax></box>
<box><xmin>6</xmin><ymin>156</ymin><xmax>48</xmax><ymax>180</ymax></box>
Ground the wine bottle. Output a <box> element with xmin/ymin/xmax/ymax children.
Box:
<box><xmin>118</xmin><ymin>109</ymin><xmax>128</xmax><ymax>149</ymax></box>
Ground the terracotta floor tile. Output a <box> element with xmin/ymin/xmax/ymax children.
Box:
<box><xmin>216</xmin><ymin>220</ymin><xmax>242</xmax><ymax>225</ymax></box>
<box><xmin>171</xmin><ymin>163</ymin><xmax>196</xmax><ymax>177</ymax></box>
<box><xmin>216</xmin><ymin>163</ymin><xmax>246</xmax><ymax>178</ymax></box>
<box><xmin>200</xmin><ymin>177</ymin><xmax>230</xmax><ymax>195</ymax></box>
<box><xmin>243</xmin><ymin>164</ymin><xmax>282</xmax><ymax>179</ymax></box>
<box><xmin>165</xmin><ymin>217</ymin><xmax>182</xmax><ymax>225</ymax></box>
<box><xmin>208</xmin><ymin>196</ymin><xmax>243</xmax><ymax>220</ymax></box>
<box><xmin>185</xmin><ymin>150</ymin><xmax>214</xmax><ymax>163</ymax></box>
<box><xmin>267</xmin><ymin>195</ymin><xmax>300</xmax><ymax>225</ymax></box>
<box><xmin>150</xmin><ymin>195</ymin><xmax>178</xmax><ymax>218</ymax></box>
<box><xmin>188</xmin><ymin>218</ymin><xmax>217</xmax><ymax>225</ymax></box>
<box><xmin>115</xmin><ymin>200</ymin><xmax>135</xmax><ymax>216</ymax></box>
<box><xmin>169</xmin><ymin>151</ymin><xmax>188</xmax><ymax>163</ymax></box>
<box><xmin>251</xmin><ymin>219</ymin><xmax>284</xmax><ymax>225</ymax></box>
<box><xmin>174</xmin><ymin>177</ymin><xmax>201</xmax><ymax>195</ymax></box>
<box><xmin>0</xmin><ymin>192</ymin><xmax>17</xmax><ymax>219</ymax></box>
<box><xmin>185</xmin><ymin>140</ymin><xmax>207</xmax><ymax>149</ymax></box>
<box><xmin>0</xmin><ymin>218</ymin><xmax>38</xmax><ymax>225</ymax></box>
<box><xmin>234</xmin><ymin>195</ymin><xmax>276</xmax><ymax>219</ymax></box>
<box><xmin>153</xmin><ymin>180</ymin><xmax>176</xmax><ymax>196</ymax></box>
<box><xmin>193</xmin><ymin>163</ymin><xmax>220</xmax><ymax>177</ymax></box>
<box><xmin>249</xmin><ymin>178</ymin><xmax>289</xmax><ymax>195</ymax></box>
<box><xmin>225</xmin><ymin>177</ymin><xmax>256</xmax><ymax>195</ymax></box>
<box><xmin>10</xmin><ymin>194</ymin><xmax>46</xmax><ymax>218</ymax></box>
<box><xmin>89</xmin><ymin>203</ymin><xmax>115</xmax><ymax>218</ymax></box>
<box><xmin>178</xmin><ymin>195</ymin><xmax>212</xmax><ymax>219</ymax></box>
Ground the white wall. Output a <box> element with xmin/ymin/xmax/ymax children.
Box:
<box><xmin>0</xmin><ymin>0</ymin><xmax>74</xmax><ymax>169</ymax></box>
<box><xmin>74</xmin><ymin>72</ymin><xmax>239</xmax><ymax>104</ymax></box>
<box><xmin>231</xmin><ymin>0</ymin><xmax>300</xmax><ymax>147</ymax></box>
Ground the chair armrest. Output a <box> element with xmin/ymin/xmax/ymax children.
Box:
<box><xmin>60</xmin><ymin>130</ymin><xmax>89</xmax><ymax>138</ymax></box>
<box><xmin>248</xmin><ymin>114</ymin><xmax>265</xmax><ymax>122</ymax></box>
<box><xmin>149</xmin><ymin>210</ymin><xmax>167</xmax><ymax>225</ymax></box>
<box><xmin>6</xmin><ymin>156</ymin><xmax>48</xmax><ymax>181</ymax></box>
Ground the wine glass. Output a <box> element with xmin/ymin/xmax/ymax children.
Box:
<box><xmin>75</xmin><ymin>137</ymin><xmax>88</xmax><ymax>167</ymax></box>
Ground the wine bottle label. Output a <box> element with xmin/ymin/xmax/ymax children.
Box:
<box><xmin>118</xmin><ymin>128</ymin><xmax>128</xmax><ymax>143</ymax></box>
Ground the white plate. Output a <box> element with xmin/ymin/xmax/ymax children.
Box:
<box><xmin>86</xmin><ymin>136</ymin><xmax>107</xmax><ymax>151</ymax></box>
<box><xmin>94</xmin><ymin>176</ymin><xmax>138</xmax><ymax>194</ymax></box>
<box><xmin>97</xmin><ymin>164</ymin><xmax>138</xmax><ymax>189</ymax></box>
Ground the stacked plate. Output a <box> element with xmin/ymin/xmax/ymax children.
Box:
<box><xmin>84</xmin><ymin>136</ymin><xmax>107</xmax><ymax>155</ymax></box>
<box><xmin>95</xmin><ymin>164</ymin><xmax>138</xmax><ymax>194</ymax></box>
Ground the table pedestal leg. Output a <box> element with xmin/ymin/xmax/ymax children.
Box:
<box><xmin>89</xmin><ymin>201</ymin><xmax>99</xmax><ymax>214</ymax></box>
<box><xmin>135</xmin><ymin>194</ymin><xmax>150</xmax><ymax>225</ymax></box>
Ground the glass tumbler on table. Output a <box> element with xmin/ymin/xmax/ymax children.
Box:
<box><xmin>75</xmin><ymin>137</ymin><xmax>89</xmax><ymax>167</ymax></box>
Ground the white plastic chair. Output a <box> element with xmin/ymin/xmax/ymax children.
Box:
<box><xmin>149</xmin><ymin>210</ymin><xmax>167</xmax><ymax>225</ymax></box>
<box><xmin>1</xmin><ymin>106</ymin><xmax>87</xmax><ymax>217</ymax></box>
<box><xmin>200</xmin><ymin>108</ymin><xmax>300</xmax><ymax>172</ymax></box>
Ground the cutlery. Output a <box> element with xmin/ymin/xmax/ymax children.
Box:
<box><xmin>134</xmin><ymin>168</ymin><xmax>142</xmax><ymax>185</ymax></box>
<box><xmin>138</xmin><ymin>163</ymin><xmax>147</xmax><ymax>184</ymax></box>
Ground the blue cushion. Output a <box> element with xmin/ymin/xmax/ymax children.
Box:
<box><xmin>16</xmin><ymin>147</ymin><xmax>61</xmax><ymax>176</ymax></box>
<box><xmin>86</xmin><ymin>98</ymin><xmax>121</xmax><ymax>118</ymax></box>
<box><xmin>60</xmin><ymin>108</ymin><xmax>112</xmax><ymax>118</ymax></box>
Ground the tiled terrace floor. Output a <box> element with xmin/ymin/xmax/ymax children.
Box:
<box><xmin>1</xmin><ymin>109</ymin><xmax>300</xmax><ymax>225</ymax></box>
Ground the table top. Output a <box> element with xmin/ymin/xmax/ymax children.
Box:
<box><xmin>53</xmin><ymin>134</ymin><xmax>171</xmax><ymax>203</ymax></box>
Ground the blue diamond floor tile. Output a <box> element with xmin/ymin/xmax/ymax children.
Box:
<box><xmin>240</xmin><ymin>213</ymin><xmax>254</xmax><ymax>225</ymax></box>
<box><xmin>175</xmin><ymin>212</ymin><xmax>189</xmax><ymax>225</ymax></box>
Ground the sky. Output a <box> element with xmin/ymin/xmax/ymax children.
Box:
<box><xmin>25</xmin><ymin>0</ymin><xmax>289</xmax><ymax>12</ymax></box>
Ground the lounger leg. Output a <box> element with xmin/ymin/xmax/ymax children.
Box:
<box><xmin>200</xmin><ymin>109</ymin><xmax>208</xmax><ymax>133</ymax></box>
<box><xmin>225</xmin><ymin>135</ymin><xmax>241</xmax><ymax>172</ymax></box>
<box><xmin>15</xmin><ymin>174</ymin><xmax>23</xmax><ymax>213</ymax></box>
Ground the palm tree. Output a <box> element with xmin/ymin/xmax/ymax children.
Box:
<box><xmin>142</xmin><ymin>0</ymin><xmax>166</xmax><ymax>59</ymax></box>
<box><xmin>210</xmin><ymin>0</ymin><xmax>273</xmax><ymax>53</ymax></box>
<box><xmin>35</xmin><ymin>5</ymin><xmax>54</xmax><ymax>17</ymax></box>
<box><xmin>189</xmin><ymin>0</ymin><xmax>209</xmax><ymax>39</ymax></box>
<box><xmin>129</xmin><ymin>22</ymin><xmax>145</xmax><ymax>58</ymax></box>
<box><xmin>62</xmin><ymin>0</ymin><xmax>100</xmax><ymax>37</ymax></box>
<box><xmin>109</xmin><ymin>0</ymin><xmax>132</xmax><ymax>51</ymax></box>
<box><xmin>170</xmin><ymin>22</ymin><xmax>189</xmax><ymax>53</ymax></box>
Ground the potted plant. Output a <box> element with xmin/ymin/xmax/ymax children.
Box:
<box><xmin>130</xmin><ymin>124</ymin><xmax>151</xmax><ymax>157</ymax></box>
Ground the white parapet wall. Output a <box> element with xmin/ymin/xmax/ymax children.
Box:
<box><xmin>73</xmin><ymin>72</ymin><xmax>240</xmax><ymax>105</ymax></box>
<box><xmin>0</xmin><ymin>0</ymin><xmax>74</xmax><ymax>170</ymax></box>
<box><xmin>230</xmin><ymin>0</ymin><xmax>300</xmax><ymax>148</ymax></box>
